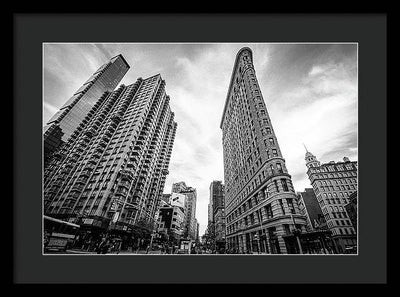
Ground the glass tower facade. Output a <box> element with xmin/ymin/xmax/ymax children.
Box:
<box><xmin>44</xmin><ymin>54</ymin><xmax>130</xmax><ymax>166</ymax></box>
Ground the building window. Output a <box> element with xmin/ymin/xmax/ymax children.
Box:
<box><xmin>250</xmin><ymin>213</ymin><xmax>255</xmax><ymax>225</ymax></box>
<box><xmin>274</xmin><ymin>180</ymin><xmax>279</xmax><ymax>192</ymax></box>
<box><xmin>279</xmin><ymin>199</ymin><xmax>285</xmax><ymax>214</ymax></box>
<box><xmin>265</xmin><ymin>204</ymin><xmax>273</xmax><ymax>219</ymax></box>
<box><xmin>284</xmin><ymin>224</ymin><xmax>291</xmax><ymax>235</ymax></box>
<box><xmin>269</xmin><ymin>138</ymin><xmax>275</xmax><ymax>145</ymax></box>
<box><xmin>281</xmin><ymin>179</ymin><xmax>289</xmax><ymax>192</ymax></box>
<box><xmin>287</xmin><ymin>198</ymin><xmax>295</xmax><ymax>214</ymax></box>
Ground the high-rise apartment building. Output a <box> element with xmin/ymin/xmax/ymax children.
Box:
<box><xmin>305</xmin><ymin>149</ymin><xmax>357</xmax><ymax>253</ymax></box>
<box><xmin>221</xmin><ymin>47</ymin><xmax>307</xmax><ymax>254</ymax></box>
<box><xmin>44</xmin><ymin>69</ymin><xmax>177</xmax><ymax>245</ymax></box>
<box><xmin>43</xmin><ymin>54</ymin><xmax>130</xmax><ymax>166</ymax></box>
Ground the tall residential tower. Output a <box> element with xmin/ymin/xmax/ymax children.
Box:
<box><xmin>221</xmin><ymin>47</ymin><xmax>307</xmax><ymax>254</ymax></box>
<box><xmin>44</xmin><ymin>68</ymin><xmax>177</xmax><ymax>244</ymax></box>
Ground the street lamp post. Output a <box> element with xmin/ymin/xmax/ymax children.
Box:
<box><xmin>254</xmin><ymin>233</ymin><xmax>261</xmax><ymax>254</ymax></box>
<box><xmin>291</xmin><ymin>213</ymin><xmax>303</xmax><ymax>254</ymax></box>
<box><xmin>257</xmin><ymin>208</ymin><xmax>267</xmax><ymax>253</ymax></box>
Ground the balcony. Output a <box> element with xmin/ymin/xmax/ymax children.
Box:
<box><xmin>87</xmin><ymin>158</ymin><xmax>97</xmax><ymax>165</ymax></box>
<box><xmin>111</xmin><ymin>112</ymin><xmax>123</xmax><ymax>123</ymax></box>
<box><xmin>52</xmin><ymin>180</ymin><xmax>63</xmax><ymax>187</ymax></box>
<box><xmin>81</xmin><ymin>170</ymin><xmax>91</xmax><ymax>177</ymax></box>
<box><xmin>75</xmin><ymin>178</ymin><xmax>87</xmax><ymax>185</ymax></box>
<box><xmin>129</xmin><ymin>155</ymin><xmax>138</xmax><ymax>162</ymax></box>
<box><xmin>115</xmin><ymin>188</ymin><xmax>128</xmax><ymax>197</ymax></box>
<box><xmin>126</xmin><ymin>162</ymin><xmax>136</xmax><ymax>169</ymax></box>
<box><xmin>104</xmin><ymin>130</ymin><xmax>113</xmax><ymax>138</ymax></box>
<box><xmin>71</xmin><ymin>184</ymin><xmax>84</xmax><ymax>193</ymax></box>
<box><xmin>119</xmin><ymin>181</ymin><xmax>131</xmax><ymax>189</ymax></box>
<box><xmin>119</xmin><ymin>169</ymin><xmax>135</xmax><ymax>181</ymax></box>
<box><xmin>84</xmin><ymin>128</ymin><xmax>96</xmax><ymax>138</ymax></box>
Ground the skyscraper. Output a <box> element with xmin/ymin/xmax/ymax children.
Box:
<box><xmin>296</xmin><ymin>188</ymin><xmax>326</xmax><ymax>231</ymax></box>
<box><xmin>221</xmin><ymin>47</ymin><xmax>307</xmax><ymax>254</ymax></box>
<box><xmin>44</xmin><ymin>70</ymin><xmax>177</xmax><ymax>248</ymax></box>
<box><xmin>305</xmin><ymin>149</ymin><xmax>357</xmax><ymax>253</ymax></box>
<box><xmin>43</xmin><ymin>54</ymin><xmax>130</xmax><ymax>166</ymax></box>
<box><xmin>183</xmin><ymin>187</ymin><xmax>198</xmax><ymax>240</ymax></box>
<box><xmin>209</xmin><ymin>181</ymin><xmax>226</xmax><ymax>252</ymax></box>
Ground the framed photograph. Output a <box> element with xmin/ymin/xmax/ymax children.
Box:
<box><xmin>14</xmin><ymin>13</ymin><xmax>387</xmax><ymax>284</ymax></box>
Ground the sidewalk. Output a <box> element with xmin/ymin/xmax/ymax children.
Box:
<box><xmin>66</xmin><ymin>249</ymin><xmax>164</xmax><ymax>255</ymax></box>
<box><xmin>66</xmin><ymin>249</ymin><xmax>96</xmax><ymax>254</ymax></box>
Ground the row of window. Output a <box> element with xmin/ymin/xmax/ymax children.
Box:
<box><xmin>227</xmin><ymin>198</ymin><xmax>297</xmax><ymax>234</ymax></box>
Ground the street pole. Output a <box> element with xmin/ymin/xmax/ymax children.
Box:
<box><xmin>291</xmin><ymin>214</ymin><xmax>303</xmax><ymax>254</ymax></box>
<box><xmin>257</xmin><ymin>208</ymin><xmax>266</xmax><ymax>253</ymax></box>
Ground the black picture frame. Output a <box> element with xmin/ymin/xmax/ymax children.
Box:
<box><xmin>13</xmin><ymin>13</ymin><xmax>387</xmax><ymax>284</ymax></box>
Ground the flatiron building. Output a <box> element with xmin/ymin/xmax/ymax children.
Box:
<box><xmin>221</xmin><ymin>47</ymin><xmax>307</xmax><ymax>254</ymax></box>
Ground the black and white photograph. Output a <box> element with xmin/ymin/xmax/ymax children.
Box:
<box><xmin>42</xmin><ymin>43</ymin><xmax>358</xmax><ymax>255</ymax></box>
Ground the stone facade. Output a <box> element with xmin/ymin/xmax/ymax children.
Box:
<box><xmin>220</xmin><ymin>47</ymin><xmax>308</xmax><ymax>254</ymax></box>
<box><xmin>305</xmin><ymin>151</ymin><xmax>358</xmax><ymax>253</ymax></box>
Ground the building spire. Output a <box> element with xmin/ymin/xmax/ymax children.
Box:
<box><xmin>303</xmin><ymin>143</ymin><xmax>309</xmax><ymax>153</ymax></box>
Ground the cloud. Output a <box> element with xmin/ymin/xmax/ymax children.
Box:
<box><xmin>267</xmin><ymin>57</ymin><xmax>358</xmax><ymax>195</ymax></box>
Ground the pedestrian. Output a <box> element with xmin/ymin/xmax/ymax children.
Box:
<box><xmin>102</xmin><ymin>240</ymin><xmax>110</xmax><ymax>254</ymax></box>
<box><xmin>116</xmin><ymin>241</ymin><xmax>121</xmax><ymax>254</ymax></box>
<box><xmin>96</xmin><ymin>238</ymin><xmax>106</xmax><ymax>254</ymax></box>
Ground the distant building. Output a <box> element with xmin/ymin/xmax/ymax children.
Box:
<box><xmin>305</xmin><ymin>149</ymin><xmax>358</xmax><ymax>253</ymax></box>
<box><xmin>195</xmin><ymin>219</ymin><xmax>200</xmax><ymax>243</ymax></box>
<box><xmin>210</xmin><ymin>181</ymin><xmax>226</xmax><ymax>252</ymax></box>
<box><xmin>156</xmin><ymin>204</ymin><xmax>185</xmax><ymax>243</ymax></box>
<box><xmin>297</xmin><ymin>188</ymin><xmax>327</xmax><ymax>231</ymax></box>
<box><xmin>171</xmin><ymin>182</ymin><xmax>197</xmax><ymax>240</ymax></box>
<box><xmin>172</xmin><ymin>181</ymin><xmax>188</xmax><ymax>194</ymax></box>
<box><xmin>161</xmin><ymin>194</ymin><xmax>171</xmax><ymax>204</ymax></box>
<box><xmin>345</xmin><ymin>191</ymin><xmax>357</xmax><ymax>232</ymax></box>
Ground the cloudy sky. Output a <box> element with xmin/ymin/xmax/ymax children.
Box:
<box><xmin>43</xmin><ymin>43</ymin><xmax>358</xmax><ymax>236</ymax></box>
